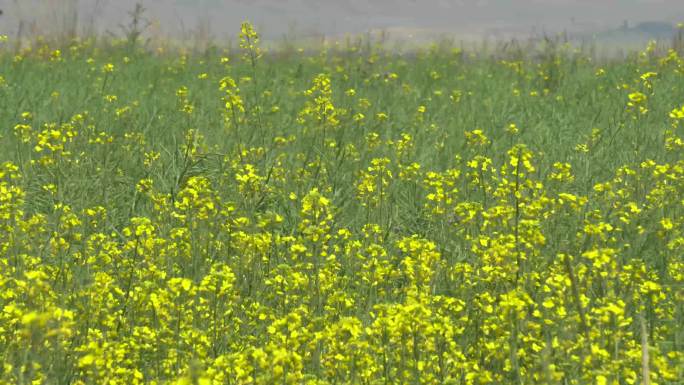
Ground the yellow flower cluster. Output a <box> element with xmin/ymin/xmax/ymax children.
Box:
<box><xmin>0</xmin><ymin>22</ymin><xmax>683</xmax><ymax>385</ymax></box>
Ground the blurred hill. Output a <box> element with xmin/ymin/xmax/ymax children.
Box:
<box><xmin>0</xmin><ymin>0</ymin><xmax>682</xmax><ymax>44</ymax></box>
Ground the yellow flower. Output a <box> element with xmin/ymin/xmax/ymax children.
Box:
<box><xmin>596</xmin><ymin>375</ymin><xmax>608</xmax><ymax>385</ymax></box>
<box><xmin>102</xmin><ymin>63</ymin><xmax>115</xmax><ymax>73</ymax></box>
<box><xmin>660</xmin><ymin>218</ymin><xmax>674</xmax><ymax>230</ymax></box>
<box><xmin>628</xmin><ymin>91</ymin><xmax>646</xmax><ymax>104</ymax></box>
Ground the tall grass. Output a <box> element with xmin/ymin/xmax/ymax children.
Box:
<box><xmin>0</xmin><ymin>23</ymin><xmax>683</xmax><ymax>384</ymax></box>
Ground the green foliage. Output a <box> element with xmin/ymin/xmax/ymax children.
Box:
<box><xmin>0</xmin><ymin>27</ymin><xmax>683</xmax><ymax>384</ymax></box>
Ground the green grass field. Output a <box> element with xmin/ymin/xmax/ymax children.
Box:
<box><xmin>1</xmin><ymin>25</ymin><xmax>683</xmax><ymax>384</ymax></box>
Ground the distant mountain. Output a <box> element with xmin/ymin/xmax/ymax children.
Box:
<box><xmin>628</xmin><ymin>21</ymin><xmax>675</xmax><ymax>39</ymax></box>
<box><xmin>590</xmin><ymin>21</ymin><xmax>678</xmax><ymax>46</ymax></box>
<box><xmin>0</xmin><ymin>0</ymin><xmax>683</xmax><ymax>43</ymax></box>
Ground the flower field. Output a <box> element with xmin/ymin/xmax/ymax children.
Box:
<box><xmin>0</xmin><ymin>23</ymin><xmax>683</xmax><ymax>384</ymax></box>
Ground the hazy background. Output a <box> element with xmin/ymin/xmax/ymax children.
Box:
<box><xmin>0</xmin><ymin>0</ymin><xmax>682</xmax><ymax>44</ymax></box>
